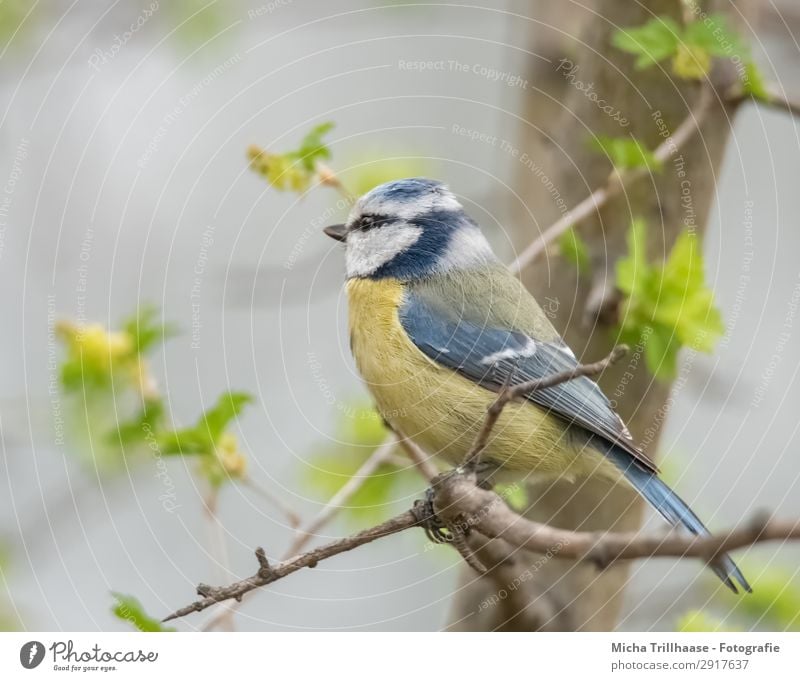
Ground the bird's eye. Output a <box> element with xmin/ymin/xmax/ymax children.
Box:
<box><xmin>359</xmin><ymin>215</ymin><xmax>377</xmax><ymax>230</ymax></box>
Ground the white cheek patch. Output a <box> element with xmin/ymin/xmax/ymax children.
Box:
<box><xmin>345</xmin><ymin>223</ymin><xmax>423</xmax><ymax>278</ymax></box>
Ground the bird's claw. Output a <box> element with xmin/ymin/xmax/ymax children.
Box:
<box><xmin>412</xmin><ymin>487</ymin><xmax>451</xmax><ymax>543</ymax></box>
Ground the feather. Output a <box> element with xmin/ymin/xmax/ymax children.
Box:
<box><xmin>601</xmin><ymin>442</ymin><xmax>751</xmax><ymax>594</ymax></box>
<box><xmin>398</xmin><ymin>283</ymin><xmax>749</xmax><ymax>593</ymax></box>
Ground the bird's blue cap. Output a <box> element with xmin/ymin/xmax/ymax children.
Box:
<box><xmin>325</xmin><ymin>177</ymin><xmax>495</xmax><ymax>280</ymax></box>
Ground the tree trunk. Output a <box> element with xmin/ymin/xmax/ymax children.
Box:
<box><xmin>447</xmin><ymin>0</ymin><xmax>749</xmax><ymax>631</ymax></box>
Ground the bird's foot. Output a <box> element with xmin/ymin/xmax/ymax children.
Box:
<box><xmin>412</xmin><ymin>486</ymin><xmax>451</xmax><ymax>544</ymax></box>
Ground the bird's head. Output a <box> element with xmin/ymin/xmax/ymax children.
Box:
<box><xmin>324</xmin><ymin>178</ymin><xmax>496</xmax><ymax>280</ymax></box>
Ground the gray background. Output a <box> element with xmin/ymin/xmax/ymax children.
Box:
<box><xmin>1</xmin><ymin>0</ymin><xmax>799</xmax><ymax>631</ymax></box>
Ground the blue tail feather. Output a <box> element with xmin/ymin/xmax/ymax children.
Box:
<box><xmin>602</xmin><ymin>443</ymin><xmax>751</xmax><ymax>594</ymax></box>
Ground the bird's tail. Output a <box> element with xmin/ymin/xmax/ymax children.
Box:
<box><xmin>601</xmin><ymin>443</ymin><xmax>751</xmax><ymax>594</ymax></box>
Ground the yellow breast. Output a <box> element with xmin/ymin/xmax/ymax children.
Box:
<box><xmin>346</xmin><ymin>277</ymin><xmax>599</xmax><ymax>478</ymax></box>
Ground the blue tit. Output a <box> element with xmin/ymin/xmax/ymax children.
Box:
<box><xmin>324</xmin><ymin>177</ymin><xmax>750</xmax><ymax>593</ymax></box>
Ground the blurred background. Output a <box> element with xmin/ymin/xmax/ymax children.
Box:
<box><xmin>1</xmin><ymin>0</ymin><xmax>800</xmax><ymax>632</ymax></box>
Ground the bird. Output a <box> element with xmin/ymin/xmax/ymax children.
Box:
<box><xmin>323</xmin><ymin>177</ymin><xmax>750</xmax><ymax>593</ymax></box>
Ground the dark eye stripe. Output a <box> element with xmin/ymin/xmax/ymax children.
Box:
<box><xmin>358</xmin><ymin>214</ymin><xmax>388</xmax><ymax>230</ymax></box>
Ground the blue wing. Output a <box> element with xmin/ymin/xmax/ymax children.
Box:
<box><xmin>398</xmin><ymin>290</ymin><xmax>656</xmax><ymax>472</ymax></box>
<box><xmin>398</xmin><ymin>291</ymin><xmax>751</xmax><ymax>593</ymax></box>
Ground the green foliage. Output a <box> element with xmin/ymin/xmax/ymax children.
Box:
<box><xmin>678</xmin><ymin>563</ymin><xmax>800</xmax><ymax>632</ymax></box>
<box><xmin>303</xmin><ymin>404</ymin><xmax>416</xmax><ymax>523</ymax></box>
<box><xmin>159</xmin><ymin>392</ymin><xmax>252</xmax><ymax>456</ymax></box>
<box><xmin>611</xmin><ymin>16</ymin><xmax>681</xmax><ymax>69</ymax></box>
<box><xmin>558</xmin><ymin>228</ymin><xmax>590</xmax><ymax>273</ymax></box>
<box><xmin>157</xmin><ymin>391</ymin><xmax>252</xmax><ymax>486</ymax></box>
<box><xmin>612</xmin><ymin>14</ymin><xmax>765</xmax><ymax>86</ymax></box>
<box><xmin>57</xmin><ymin>307</ymin><xmax>169</xmax><ymax>395</ymax></box>
<box><xmin>0</xmin><ymin>0</ymin><xmax>30</xmax><ymax>46</ymax></box>
<box><xmin>296</xmin><ymin>122</ymin><xmax>335</xmax><ymax>172</ymax></box>
<box><xmin>590</xmin><ymin>135</ymin><xmax>662</xmax><ymax>173</ymax></box>
<box><xmin>57</xmin><ymin>308</ymin><xmax>252</xmax><ymax>483</ymax></box>
<box><xmin>248</xmin><ymin>122</ymin><xmax>336</xmax><ymax>192</ymax></box>
<box><xmin>676</xmin><ymin>609</ymin><xmax>739</xmax><ymax>632</ymax></box>
<box><xmin>727</xmin><ymin>566</ymin><xmax>800</xmax><ymax>630</ymax></box>
<box><xmin>162</xmin><ymin>0</ymin><xmax>231</xmax><ymax>48</ymax></box>
<box><xmin>340</xmin><ymin>157</ymin><xmax>434</xmax><ymax>196</ymax></box>
<box><xmin>111</xmin><ymin>593</ymin><xmax>174</xmax><ymax>632</ymax></box>
<box><xmin>616</xmin><ymin>219</ymin><xmax>724</xmax><ymax>379</ymax></box>
<box><xmin>742</xmin><ymin>60</ymin><xmax>770</xmax><ymax>101</ymax></box>
<box><xmin>112</xmin><ymin>399</ymin><xmax>164</xmax><ymax>446</ymax></box>
<box><xmin>124</xmin><ymin>306</ymin><xmax>175</xmax><ymax>355</ymax></box>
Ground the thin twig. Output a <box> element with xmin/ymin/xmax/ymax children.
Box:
<box><xmin>284</xmin><ymin>437</ymin><xmax>398</xmax><ymax>558</ymax></box>
<box><xmin>315</xmin><ymin>161</ymin><xmax>355</xmax><ymax>202</ymax></box>
<box><xmin>164</xmin><ymin>510</ymin><xmax>420</xmax><ymax>622</ymax></box>
<box><xmin>763</xmin><ymin>86</ymin><xmax>800</xmax><ymax>118</ymax></box>
<box><xmin>202</xmin><ymin>437</ymin><xmax>400</xmax><ymax>629</ymax></box>
<box><xmin>240</xmin><ymin>477</ymin><xmax>302</xmax><ymax>529</ymax></box>
<box><xmin>461</xmin><ymin>345</ymin><xmax>628</xmax><ymax>470</ymax></box>
<box><xmin>509</xmin><ymin>86</ymin><xmax>716</xmax><ymax>273</ymax></box>
<box><xmin>201</xmin><ymin>489</ymin><xmax>235</xmax><ymax>631</ymax></box>
<box><xmin>395</xmin><ymin>435</ymin><xmax>440</xmax><ymax>481</ymax></box>
<box><xmin>728</xmin><ymin>83</ymin><xmax>800</xmax><ymax>119</ymax></box>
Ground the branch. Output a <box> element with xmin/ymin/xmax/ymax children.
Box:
<box><xmin>169</xmin><ymin>469</ymin><xmax>800</xmax><ymax>622</ymax></box>
<box><xmin>202</xmin><ymin>437</ymin><xmax>403</xmax><ymax>630</ymax></box>
<box><xmin>199</xmin><ymin>431</ymin><xmax>436</xmax><ymax>629</ymax></box>
<box><xmin>284</xmin><ymin>436</ymin><xmax>397</xmax><ymax>557</ymax></box>
<box><xmin>164</xmin><ymin>510</ymin><xmax>420</xmax><ymax>622</ymax></box>
<box><xmin>395</xmin><ymin>434</ymin><xmax>440</xmax><ymax>481</ymax></box>
<box><xmin>434</xmin><ymin>474</ymin><xmax>800</xmax><ymax>569</ymax></box>
<box><xmin>164</xmin><ymin>347</ymin><xmax>626</xmax><ymax>621</ymax></box>
<box><xmin>509</xmin><ymin>85</ymin><xmax>716</xmax><ymax>273</ymax></box>
<box><xmin>461</xmin><ymin>345</ymin><xmax>628</xmax><ymax>470</ymax></box>
<box><xmin>240</xmin><ymin>477</ymin><xmax>302</xmax><ymax>529</ymax></box>
<box><xmin>729</xmin><ymin>83</ymin><xmax>800</xmax><ymax>119</ymax></box>
<box><xmin>509</xmin><ymin>80</ymin><xmax>800</xmax><ymax>277</ymax></box>
<box><xmin>201</xmin><ymin>489</ymin><xmax>235</xmax><ymax>631</ymax></box>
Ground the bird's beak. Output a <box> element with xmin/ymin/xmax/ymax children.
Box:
<box><xmin>323</xmin><ymin>223</ymin><xmax>348</xmax><ymax>242</ymax></box>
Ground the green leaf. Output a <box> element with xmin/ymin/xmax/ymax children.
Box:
<box><xmin>558</xmin><ymin>228</ymin><xmax>590</xmax><ymax>273</ymax></box>
<box><xmin>614</xmin><ymin>14</ymin><xmax>751</xmax><ymax>81</ymax></box>
<box><xmin>294</xmin><ymin>122</ymin><xmax>335</xmax><ymax>172</ymax></box>
<box><xmin>616</xmin><ymin>220</ymin><xmax>724</xmax><ymax>379</ymax></box>
<box><xmin>200</xmin><ymin>392</ymin><xmax>252</xmax><ymax>443</ymax></box>
<box><xmin>742</xmin><ymin>60</ymin><xmax>769</xmax><ymax>101</ymax></box>
<box><xmin>612</xmin><ymin>17</ymin><xmax>681</xmax><ymax>69</ymax></box>
<box><xmin>112</xmin><ymin>400</ymin><xmax>165</xmax><ymax>446</ymax></box>
<box><xmin>111</xmin><ymin>593</ymin><xmax>175</xmax><ymax>632</ymax></box>
<box><xmin>684</xmin><ymin>14</ymin><xmax>743</xmax><ymax>56</ymax></box>
<box><xmin>615</xmin><ymin>218</ymin><xmax>648</xmax><ymax>296</ymax></box>
<box><xmin>590</xmin><ymin>135</ymin><xmax>661</xmax><ymax>172</ymax></box>
<box><xmin>158</xmin><ymin>391</ymin><xmax>253</xmax><ymax>456</ymax></box>
<box><xmin>247</xmin><ymin>122</ymin><xmax>334</xmax><ymax>194</ymax></box>
<box><xmin>123</xmin><ymin>306</ymin><xmax>175</xmax><ymax>355</ymax></box>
